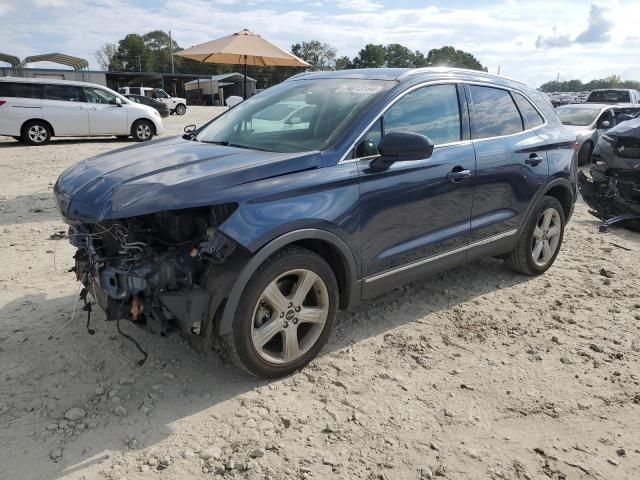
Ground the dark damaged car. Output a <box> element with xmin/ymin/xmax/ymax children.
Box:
<box><xmin>579</xmin><ymin>117</ymin><xmax>640</xmax><ymax>231</ymax></box>
<box><xmin>55</xmin><ymin>68</ymin><xmax>577</xmax><ymax>377</ymax></box>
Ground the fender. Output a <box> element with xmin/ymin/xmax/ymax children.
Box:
<box><xmin>519</xmin><ymin>177</ymin><xmax>575</xmax><ymax>236</ymax></box>
<box><xmin>216</xmin><ymin>228</ymin><xmax>360</xmax><ymax>335</ymax></box>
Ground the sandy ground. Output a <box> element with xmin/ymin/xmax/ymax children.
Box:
<box><xmin>1</xmin><ymin>106</ymin><xmax>639</xmax><ymax>480</ymax></box>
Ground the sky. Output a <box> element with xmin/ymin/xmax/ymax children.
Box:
<box><xmin>0</xmin><ymin>0</ymin><xmax>639</xmax><ymax>87</ymax></box>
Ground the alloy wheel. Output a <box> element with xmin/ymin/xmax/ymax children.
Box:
<box><xmin>250</xmin><ymin>269</ymin><xmax>329</xmax><ymax>365</ymax></box>
<box><xmin>28</xmin><ymin>125</ymin><xmax>48</xmax><ymax>143</ymax></box>
<box><xmin>136</xmin><ymin>123</ymin><xmax>152</xmax><ymax>140</ymax></box>
<box><xmin>176</xmin><ymin>104</ymin><xmax>186</xmax><ymax>115</ymax></box>
<box><xmin>532</xmin><ymin>208</ymin><xmax>562</xmax><ymax>267</ymax></box>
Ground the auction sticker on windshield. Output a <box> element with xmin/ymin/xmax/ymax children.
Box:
<box><xmin>335</xmin><ymin>84</ymin><xmax>384</xmax><ymax>94</ymax></box>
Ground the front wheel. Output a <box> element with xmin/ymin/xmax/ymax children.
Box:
<box><xmin>131</xmin><ymin>120</ymin><xmax>154</xmax><ymax>142</ymax></box>
<box><xmin>505</xmin><ymin>196</ymin><xmax>565</xmax><ymax>275</ymax></box>
<box><xmin>175</xmin><ymin>104</ymin><xmax>186</xmax><ymax>115</ymax></box>
<box><xmin>220</xmin><ymin>246</ymin><xmax>339</xmax><ymax>378</ymax></box>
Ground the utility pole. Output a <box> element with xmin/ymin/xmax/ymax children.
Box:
<box><xmin>169</xmin><ymin>30</ymin><xmax>174</xmax><ymax>74</ymax></box>
<box><xmin>138</xmin><ymin>54</ymin><xmax>142</xmax><ymax>72</ymax></box>
<box><xmin>497</xmin><ymin>65</ymin><xmax>501</xmax><ymax>75</ymax></box>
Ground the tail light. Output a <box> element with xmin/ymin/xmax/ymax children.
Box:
<box><xmin>0</xmin><ymin>100</ymin><xmax>6</xmax><ymax>106</ymax></box>
<box><xmin>574</xmin><ymin>141</ymin><xmax>580</xmax><ymax>152</ymax></box>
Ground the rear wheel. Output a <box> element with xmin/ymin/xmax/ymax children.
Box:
<box><xmin>505</xmin><ymin>196</ymin><xmax>565</xmax><ymax>275</ymax></box>
<box><xmin>578</xmin><ymin>141</ymin><xmax>592</xmax><ymax>166</ymax></box>
<box><xmin>175</xmin><ymin>104</ymin><xmax>186</xmax><ymax>115</ymax></box>
<box><xmin>131</xmin><ymin>120</ymin><xmax>154</xmax><ymax>142</ymax></box>
<box><xmin>220</xmin><ymin>246</ymin><xmax>338</xmax><ymax>378</ymax></box>
<box><xmin>22</xmin><ymin>120</ymin><xmax>51</xmax><ymax>146</ymax></box>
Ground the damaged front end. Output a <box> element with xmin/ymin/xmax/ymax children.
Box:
<box><xmin>70</xmin><ymin>205</ymin><xmax>242</xmax><ymax>337</ymax></box>
<box><xmin>578</xmin><ymin>123</ymin><xmax>640</xmax><ymax>231</ymax></box>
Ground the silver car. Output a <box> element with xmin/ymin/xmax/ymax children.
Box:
<box><xmin>555</xmin><ymin>103</ymin><xmax>616</xmax><ymax>165</ymax></box>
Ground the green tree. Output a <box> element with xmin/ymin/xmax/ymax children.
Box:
<box><xmin>116</xmin><ymin>34</ymin><xmax>151</xmax><ymax>72</ymax></box>
<box><xmin>142</xmin><ymin>30</ymin><xmax>181</xmax><ymax>72</ymax></box>
<box><xmin>352</xmin><ymin>44</ymin><xmax>386</xmax><ymax>68</ymax></box>
<box><xmin>384</xmin><ymin>43</ymin><xmax>416</xmax><ymax>68</ymax></box>
<box><xmin>425</xmin><ymin>46</ymin><xmax>486</xmax><ymax>71</ymax></box>
<box><xmin>413</xmin><ymin>50</ymin><xmax>428</xmax><ymax>67</ymax></box>
<box><xmin>291</xmin><ymin>40</ymin><xmax>337</xmax><ymax>71</ymax></box>
<box><xmin>334</xmin><ymin>55</ymin><xmax>353</xmax><ymax>70</ymax></box>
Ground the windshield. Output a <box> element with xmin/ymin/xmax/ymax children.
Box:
<box><xmin>195</xmin><ymin>79</ymin><xmax>393</xmax><ymax>153</ymax></box>
<box><xmin>587</xmin><ymin>90</ymin><xmax>630</xmax><ymax>103</ymax></box>
<box><xmin>555</xmin><ymin>106</ymin><xmax>600</xmax><ymax>126</ymax></box>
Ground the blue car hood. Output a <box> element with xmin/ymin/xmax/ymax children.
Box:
<box><xmin>54</xmin><ymin>136</ymin><xmax>320</xmax><ymax>223</ymax></box>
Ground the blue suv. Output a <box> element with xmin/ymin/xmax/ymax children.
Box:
<box><xmin>54</xmin><ymin>68</ymin><xmax>576</xmax><ymax>377</ymax></box>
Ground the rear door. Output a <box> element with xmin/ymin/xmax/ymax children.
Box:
<box><xmin>466</xmin><ymin>84</ymin><xmax>548</xmax><ymax>243</ymax></box>
<box><xmin>0</xmin><ymin>81</ymin><xmax>42</xmax><ymax>136</ymax></box>
<box><xmin>83</xmin><ymin>87</ymin><xmax>128</xmax><ymax>135</ymax></box>
<box><xmin>42</xmin><ymin>84</ymin><xmax>89</xmax><ymax>136</ymax></box>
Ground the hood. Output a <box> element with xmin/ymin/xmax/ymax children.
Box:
<box><xmin>605</xmin><ymin>117</ymin><xmax>640</xmax><ymax>137</ymax></box>
<box><xmin>54</xmin><ymin>136</ymin><xmax>320</xmax><ymax>223</ymax></box>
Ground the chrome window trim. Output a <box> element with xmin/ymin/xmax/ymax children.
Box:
<box><xmin>339</xmin><ymin>80</ymin><xmax>465</xmax><ymax>164</ymax></box>
<box><xmin>363</xmin><ymin>228</ymin><xmax>518</xmax><ymax>283</ymax></box>
<box><xmin>465</xmin><ymin>81</ymin><xmax>549</xmax><ymax>142</ymax></box>
<box><xmin>341</xmin><ymin>79</ymin><xmax>549</xmax><ymax>164</ymax></box>
<box><xmin>397</xmin><ymin>67</ymin><xmax>527</xmax><ymax>87</ymax></box>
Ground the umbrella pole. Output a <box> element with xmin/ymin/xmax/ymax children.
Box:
<box><xmin>243</xmin><ymin>55</ymin><xmax>248</xmax><ymax>100</ymax></box>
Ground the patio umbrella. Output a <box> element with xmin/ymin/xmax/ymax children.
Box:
<box><xmin>175</xmin><ymin>29</ymin><xmax>310</xmax><ymax>99</ymax></box>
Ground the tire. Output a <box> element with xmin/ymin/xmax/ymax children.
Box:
<box><xmin>505</xmin><ymin>196</ymin><xmax>565</xmax><ymax>276</ymax></box>
<box><xmin>578</xmin><ymin>141</ymin><xmax>592</xmax><ymax>166</ymax></box>
<box><xmin>175</xmin><ymin>104</ymin><xmax>186</xmax><ymax>115</ymax></box>
<box><xmin>22</xmin><ymin>120</ymin><xmax>51</xmax><ymax>146</ymax></box>
<box><xmin>131</xmin><ymin>120</ymin><xmax>154</xmax><ymax>142</ymax></box>
<box><xmin>220</xmin><ymin>246</ymin><xmax>339</xmax><ymax>378</ymax></box>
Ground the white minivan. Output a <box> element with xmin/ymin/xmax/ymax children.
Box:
<box><xmin>0</xmin><ymin>77</ymin><xmax>164</xmax><ymax>145</ymax></box>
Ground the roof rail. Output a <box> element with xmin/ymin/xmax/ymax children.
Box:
<box><xmin>398</xmin><ymin>67</ymin><xmax>526</xmax><ymax>86</ymax></box>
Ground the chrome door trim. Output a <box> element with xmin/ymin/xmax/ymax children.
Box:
<box><xmin>363</xmin><ymin>228</ymin><xmax>518</xmax><ymax>284</ymax></box>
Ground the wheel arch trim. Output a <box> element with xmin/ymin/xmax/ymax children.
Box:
<box><xmin>217</xmin><ymin>228</ymin><xmax>359</xmax><ymax>335</ymax></box>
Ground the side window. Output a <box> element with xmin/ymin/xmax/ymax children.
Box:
<box><xmin>0</xmin><ymin>82</ymin><xmax>41</xmax><ymax>99</ymax></box>
<box><xmin>43</xmin><ymin>84</ymin><xmax>83</xmax><ymax>102</ymax></box>
<box><xmin>469</xmin><ymin>85</ymin><xmax>523</xmax><ymax>139</ymax></box>
<box><xmin>130</xmin><ymin>87</ymin><xmax>141</xmax><ymax>95</ymax></box>
<box><xmin>84</xmin><ymin>87</ymin><xmax>117</xmax><ymax>104</ymax></box>
<box><xmin>512</xmin><ymin>92</ymin><xmax>544</xmax><ymax>130</ymax></box>
<box><xmin>383</xmin><ymin>84</ymin><xmax>461</xmax><ymax>145</ymax></box>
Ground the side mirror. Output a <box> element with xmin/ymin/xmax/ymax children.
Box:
<box><xmin>115</xmin><ymin>97</ymin><xmax>123</xmax><ymax>106</ymax></box>
<box><xmin>183</xmin><ymin>124</ymin><xmax>197</xmax><ymax>139</ymax></box>
<box><xmin>370</xmin><ymin>132</ymin><xmax>434</xmax><ymax>171</ymax></box>
<box><xmin>600</xmin><ymin>120</ymin><xmax>610</xmax><ymax>129</ymax></box>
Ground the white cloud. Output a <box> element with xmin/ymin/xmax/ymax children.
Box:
<box><xmin>1</xmin><ymin>0</ymin><xmax>639</xmax><ymax>87</ymax></box>
<box><xmin>336</xmin><ymin>0</ymin><xmax>382</xmax><ymax>11</ymax></box>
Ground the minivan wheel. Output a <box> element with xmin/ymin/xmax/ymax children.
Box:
<box><xmin>220</xmin><ymin>246</ymin><xmax>339</xmax><ymax>378</ymax></box>
<box><xmin>175</xmin><ymin>104</ymin><xmax>186</xmax><ymax>115</ymax></box>
<box><xmin>131</xmin><ymin>120</ymin><xmax>154</xmax><ymax>142</ymax></box>
<box><xmin>505</xmin><ymin>196</ymin><xmax>565</xmax><ymax>275</ymax></box>
<box><xmin>22</xmin><ymin>121</ymin><xmax>51</xmax><ymax>146</ymax></box>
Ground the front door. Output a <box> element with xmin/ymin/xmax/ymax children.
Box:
<box><xmin>356</xmin><ymin>83</ymin><xmax>475</xmax><ymax>297</ymax></box>
<box><xmin>466</xmin><ymin>85</ymin><xmax>549</xmax><ymax>242</ymax></box>
<box><xmin>83</xmin><ymin>87</ymin><xmax>128</xmax><ymax>136</ymax></box>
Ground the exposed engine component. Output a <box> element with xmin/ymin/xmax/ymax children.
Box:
<box><xmin>69</xmin><ymin>205</ymin><xmax>240</xmax><ymax>335</ymax></box>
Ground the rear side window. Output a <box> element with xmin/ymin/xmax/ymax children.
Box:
<box><xmin>44</xmin><ymin>84</ymin><xmax>84</xmax><ymax>102</ymax></box>
<box><xmin>0</xmin><ymin>82</ymin><xmax>41</xmax><ymax>99</ymax></box>
<box><xmin>512</xmin><ymin>92</ymin><xmax>544</xmax><ymax>129</ymax></box>
<box><xmin>470</xmin><ymin>85</ymin><xmax>523</xmax><ymax>139</ymax></box>
<box><xmin>384</xmin><ymin>84</ymin><xmax>461</xmax><ymax>145</ymax></box>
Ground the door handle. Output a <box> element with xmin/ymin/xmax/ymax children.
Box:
<box><xmin>88</xmin><ymin>107</ymin><xmax>96</xmax><ymax>111</ymax></box>
<box><xmin>77</xmin><ymin>106</ymin><xmax>85</xmax><ymax>110</ymax></box>
<box><xmin>446</xmin><ymin>167</ymin><xmax>472</xmax><ymax>184</ymax></box>
<box><xmin>525</xmin><ymin>153</ymin><xmax>544</xmax><ymax>166</ymax></box>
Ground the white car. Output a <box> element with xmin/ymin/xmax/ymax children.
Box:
<box><xmin>0</xmin><ymin>77</ymin><xmax>164</xmax><ymax>145</ymax></box>
<box><xmin>118</xmin><ymin>86</ymin><xmax>187</xmax><ymax>115</ymax></box>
